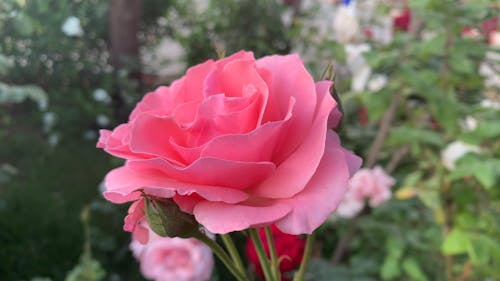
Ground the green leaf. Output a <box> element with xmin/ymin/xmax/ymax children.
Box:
<box><xmin>452</xmin><ymin>157</ymin><xmax>498</xmax><ymax>189</ymax></box>
<box><xmin>64</xmin><ymin>255</ymin><xmax>105</xmax><ymax>281</ymax></box>
<box><xmin>450</xmin><ymin>52</ymin><xmax>475</xmax><ymax>75</ymax></box>
<box><xmin>144</xmin><ymin>197</ymin><xmax>168</xmax><ymax>237</ymax></box>
<box><xmin>467</xmin><ymin>234</ymin><xmax>500</xmax><ymax>266</ymax></box>
<box><xmin>13</xmin><ymin>13</ymin><xmax>34</xmax><ymax>36</ymax></box>
<box><xmin>442</xmin><ymin>228</ymin><xmax>469</xmax><ymax>255</ymax></box>
<box><xmin>402</xmin><ymin>258</ymin><xmax>429</xmax><ymax>281</ymax></box>
<box><xmin>381</xmin><ymin>239</ymin><xmax>405</xmax><ymax>280</ymax></box>
<box><xmin>388</xmin><ymin>126</ymin><xmax>444</xmax><ymax>147</ymax></box>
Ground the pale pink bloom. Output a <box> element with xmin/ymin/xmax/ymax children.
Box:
<box><xmin>490</xmin><ymin>31</ymin><xmax>500</xmax><ymax>48</ymax></box>
<box><xmin>98</xmin><ymin>51</ymin><xmax>361</xmax><ymax>237</ymax></box>
<box><xmin>335</xmin><ymin>191</ymin><xmax>364</xmax><ymax>218</ymax></box>
<box><xmin>367</xmin><ymin>167</ymin><xmax>394</xmax><ymax>207</ymax></box>
<box><xmin>336</xmin><ymin>166</ymin><xmax>395</xmax><ymax>218</ymax></box>
<box><xmin>131</xmin><ymin>227</ymin><xmax>214</xmax><ymax>281</ymax></box>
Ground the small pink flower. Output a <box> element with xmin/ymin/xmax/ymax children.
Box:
<box><xmin>336</xmin><ymin>166</ymin><xmax>395</xmax><ymax>218</ymax></box>
<box><xmin>130</xmin><ymin>226</ymin><xmax>214</xmax><ymax>281</ymax></box>
<box><xmin>97</xmin><ymin>51</ymin><xmax>361</xmax><ymax>237</ymax></box>
<box><xmin>335</xmin><ymin>191</ymin><xmax>364</xmax><ymax>218</ymax></box>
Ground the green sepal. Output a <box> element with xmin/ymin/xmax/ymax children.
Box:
<box><xmin>144</xmin><ymin>196</ymin><xmax>202</xmax><ymax>239</ymax></box>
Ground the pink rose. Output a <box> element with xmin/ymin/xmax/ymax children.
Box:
<box><xmin>97</xmin><ymin>51</ymin><xmax>361</xmax><ymax>236</ymax></box>
<box><xmin>335</xmin><ymin>191</ymin><xmax>364</xmax><ymax>219</ymax></box>
<box><xmin>336</xmin><ymin>166</ymin><xmax>395</xmax><ymax>218</ymax></box>
<box><xmin>130</xmin><ymin>226</ymin><xmax>214</xmax><ymax>281</ymax></box>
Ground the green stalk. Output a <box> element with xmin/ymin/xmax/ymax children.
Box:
<box><xmin>197</xmin><ymin>234</ymin><xmax>248</xmax><ymax>281</ymax></box>
<box><xmin>221</xmin><ymin>233</ymin><xmax>247</xmax><ymax>278</ymax></box>
<box><xmin>293</xmin><ymin>232</ymin><xmax>316</xmax><ymax>281</ymax></box>
<box><xmin>249</xmin><ymin>228</ymin><xmax>275</xmax><ymax>281</ymax></box>
<box><xmin>265</xmin><ymin>227</ymin><xmax>281</xmax><ymax>281</ymax></box>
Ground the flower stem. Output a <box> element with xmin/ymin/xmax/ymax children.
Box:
<box><xmin>249</xmin><ymin>228</ymin><xmax>275</xmax><ymax>281</ymax></box>
<box><xmin>265</xmin><ymin>227</ymin><xmax>281</xmax><ymax>281</ymax></box>
<box><xmin>197</xmin><ymin>233</ymin><xmax>248</xmax><ymax>281</ymax></box>
<box><xmin>221</xmin><ymin>233</ymin><xmax>247</xmax><ymax>278</ymax></box>
<box><xmin>293</xmin><ymin>231</ymin><xmax>316</xmax><ymax>281</ymax></box>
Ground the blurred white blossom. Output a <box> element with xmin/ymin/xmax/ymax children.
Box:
<box><xmin>334</xmin><ymin>3</ymin><xmax>360</xmax><ymax>44</ymax></box>
<box><xmin>367</xmin><ymin>74</ymin><xmax>388</xmax><ymax>92</ymax></box>
<box><xmin>480</xmin><ymin>98</ymin><xmax>500</xmax><ymax>110</ymax></box>
<box><xmin>441</xmin><ymin>141</ymin><xmax>480</xmax><ymax>170</ymax></box>
<box><xmin>460</xmin><ymin>116</ymin><xmax>478</xmax><ymax>132</ymax></box>
<box><xmin>48</xmin><ymin>133</ymin><xmax>60</xmax><ymax>147</ymax></box>
<box><xmin>93</xmin><ymin>88</ymin><xmax>111</xmax><ymax>104</ymax></box>
<box><xmin>96</xmin><ymin>114</ymin><xmax>110</xmax><ymax>127</ymax></box>
<box><xmin>61</xmin><ymin>16</ymin><xmax>83</xmax><ymax>37</ymax></box>
<box><xmin>141</xmin><ymin>37</ymin><xmax>186</xmax><ymax>78</ymax></box>
<box><xmin>42</xmin><ymin>112</ymin><xmax>57</xmax><ymax>133</ymax></box>
<box><xmin>345</xmin><ymin>43</ymin><xmax>372</xmax><ymax>92</ymax></box>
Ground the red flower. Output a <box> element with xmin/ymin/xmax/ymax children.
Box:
<box><xmin>358</xmin><ymin>106</ymin><xmax>368</xmax><ymax>126</ymax></box>
<box><xmin>481</xmin><ymin>17</ymin><xmax>498</xmax><ymax>44</ymax></box>
<box><xmin>393</xmin><ymin>9</ymin><xmax>411</xmax><ymax>32</ymax></box>
<box><xmin>246</xmin><ymin>225</ymin><xmax>305</xmax><ymax>280</ymax></box>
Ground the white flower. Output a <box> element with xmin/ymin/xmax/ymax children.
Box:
<box><xmin>333</xmin><ymin>3</ymin><xmax>360</xmax><ymax>44</ymax></box>
<box><xmin>96</xmin><ymin>114</ymin><xmax>110</xmax><ymax>127</ymax></box>
<box><xmin>345</xmin><ymin>43</ymin><xmax>372</xmax><ymax>92</ymax></box>
<box><xmin>441</xmin><ymin>141</ymin><xmax>480</xmax><ymax>170</ymax></box>
<box><xmin>48</xmin><ymin>133</ymin><xmax>60</xmax><ymax>147</ymax></box>
<box><xmin>42</xmin><ymin>112</ymin><xmax>57</xmax><ymax>133</ymax></box>
<box><xmin>93</xmin><ymin>88</ymin><xmax>111</xmax><ymax>104</ymax></box>
<box><xmin>367</xmin><ymin>74</ymin><xmax>388</xmax><ymax>92</ymax></box>
<box><xmin>480</xmin><ymin>99</ymin><xmax>500</xmax><ymax>110</ymax></box>
<box><xmin>61</xmin><ymin>16</ymin><xmax>83</xmax><ymax>37</ymax></box>
<box><xmin>38</xmin><ymin>98</ymin><xmax>48</xmax><ymax>111</ymax></box>
<box><xmin>141</xmin><ymin>37</ymin><xmax>186</xmax><ymax>78</ymax></box>
<box><xmin>459</xmin><ymin>116</ymin><xmax>478</xmax><ymax>132</ymax></box>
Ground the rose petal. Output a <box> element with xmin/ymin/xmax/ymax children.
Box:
<box><xmin>171</xmin><ymin>98</ymin><xmax>294</xmax><ymax>164</ymax></box>
<box><xmin>128</xmin><ymin>157</ymin><xmax>276</xmax><ymax>190</ymax></box>
<box><xmin>130</xmin><ymin>114</ymin><xmax>187</xmax><ymax>165</ymax></box>
<box><xmin>103</xmin><ymin>165</ymin><xmax>249</xmax><ymax>204</ymax></box>
<box><xmin>187</xmin><ymin>90</ymin><xmax>262</xmax><ymax>144</ymax></box>
<box><xmin>256</xmin><ymin>54</ymin><xmax>317</xmax><ymax>159</ymax></box>
<box><xmin>250</xmin><ymin>79</ymin><xmax>336</xmax><ymax>199</ymax></box>
<box><xmin>97</xmin><ymin>125</ymin><xmax>150</xmax><ymax>160</ymax></box>
<box><xmin>315</xmin><ymin>81</ymin><xmax>342</xmax><ymax>129</ymax></box>
<box><xmin>129</xmin><ymin>86</ymin><xmax>175</xmax><ymax>121</ymax></box>
<box><xmin>193</xmin><ymin>202</ymin><xmax>291</xmax><ymax>234</ymax></box>
<box><xmin>275</xmin><ymin>132</ymin><xmax>362</xmax><ymax>234</ymax></box>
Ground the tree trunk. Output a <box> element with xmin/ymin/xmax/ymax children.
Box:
<box><xmin>109</xmin><ymin>0</ymin><xmax>142</xmax><ymax>71</ymax></box>
<box><xmin>109</xmin><ymin>0</ymin><xmax>143</xmax><ymax>122</ymax></box>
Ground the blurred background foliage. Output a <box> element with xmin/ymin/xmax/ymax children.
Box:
<box><xmin>0</xmin><ymin>0</ymin><xmax>499</xmax><ymax>280</ymax></box>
